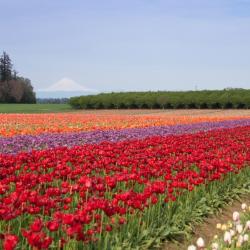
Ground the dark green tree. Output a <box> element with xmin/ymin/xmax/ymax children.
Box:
<box><xmin>18</xmin><ymin>77</ymin><xmax>36</xmax><ymax>103</ymax></box>
<box><xmin>0</xmin><ymin>51</ymin><xmax>13</xmax><ymax>81</ymax></box>
<box><xmin>0</xmin><ymin>51</ymin><xmax>36</xmax><ymax>103</ymax></box>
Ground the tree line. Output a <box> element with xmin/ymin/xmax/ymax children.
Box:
<box><xmin>69</xmin><ymin>89</ymin><xmax>250</xmax><ymax>109</ymax></box>
<box><xmin>37</xmin><ymin>98</ymin><xmax>69</xmax><ymax>104</ymax></box>
<box><xmin>0</xmin><ymin>51</ymin><xmax>36</xmax><ymax>103</ymax></box>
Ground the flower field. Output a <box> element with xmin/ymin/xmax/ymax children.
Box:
<box><xmin>1</xmin><ymin>113</ymin><xmax>249</xmax><ymax>137</ymax></box>
<box><xmin>0</xmin><ymin>112</ymin><xmax>250</xmax><ymax>249</ymax></box>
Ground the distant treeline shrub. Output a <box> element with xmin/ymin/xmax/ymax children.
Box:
<box><xmin>36</xmin><ymin>98</ymin><xmax>69</xmax><ymax>104</ymax></box>
<box><xmin>69</xmin><ymin>89</ymin><xmax>250</xmax><ymax>109</ymax></box>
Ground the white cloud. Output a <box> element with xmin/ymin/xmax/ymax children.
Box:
<box><xmin>38</xmin><ymin>78</ymin><xmax>97</xmax><ymax>92</ymax></box>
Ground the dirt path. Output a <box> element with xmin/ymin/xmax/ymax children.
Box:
<box><xmin>162</xmin><ymin>195</ymin><xmax>250</xmax><ymax>250</ymax></box>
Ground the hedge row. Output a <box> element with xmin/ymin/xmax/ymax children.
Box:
<box><xmin>69</xmin><ymin>89</ymin><xmax>250</xmax><ymax>109</ymax></box>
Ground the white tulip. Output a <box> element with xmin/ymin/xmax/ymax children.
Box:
<box><xmin>236</xmin><ymin>224</ymin><xmax>243</xmax><ymax>234</ymax></box>
<box><xmin>245</xmin><ymin>220</ymin><xmax>250</xmax><ymax>230</ymax></box>
<box><xmin>236</xmin><ymin>241</ymin><xmax>243</xmax><ymax>247</ymax></box>
<box><xmin>235</xmin><ymin>219</ymin><xmax>241</xmax><ymax>226</ymax></box>
<box><xmin>233</xmin><ymin>211</ymin><xmax>240</xmax><ymax>221</ymax></box>
<box><xmin>241</xmin><ymin>203</ymin><xmax>247</xmax><ymax>210</ymax></box>
<box><xmin>211</xmin><ymin>242</ymin><xmax>219</xmax><ymax>250</ymax></box>
<box><xmin>187</xmin><ymin>245</ymin><xmax>197</xmax><ymax>250</ymax></box>
<box><xmin>243</xmin><ymin>234</ymin><xmax>249</xmax><ymax>242</ymax></box>
<box><xmin>230</xmin><ymin>229</ymin><xmax>236</xmax><ymax>236</ymax></box>
<box><xmin>224</xmin><ymin>231</ymin><xmax>232</xmax><ymax>244</ymax></box>
<box><xmin>196</xmin><ymin>237</ymin><xmax>205</xmax><ymax>248</ymax></box>
<box><xmin>237</xmin><ymin>235</ymin><xmax>244</xmax><ymax>246</ymax></box>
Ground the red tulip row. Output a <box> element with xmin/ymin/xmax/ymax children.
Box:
<box><xmin>0</xmin><ymin>126</ymin><xmax>250</xmax><ymax>249</ymax></box>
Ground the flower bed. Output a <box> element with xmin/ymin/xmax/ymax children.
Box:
<box><xmin>0</xmin><ymin>122</ymin><xmax>250</xmax><ymax>249</ymax></box>
<box><xmin>0</xmin><ymin>113</ymin><xmax>248</xmax><ymax>137</ymax></box>
<box><xmin>0</xmin><ymin>118</ymin><xmax>250</xmax><ymax>154</ymax></box>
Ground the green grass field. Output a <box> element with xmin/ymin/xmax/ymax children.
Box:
<box><xmin>0</xmin><ymin>104</ymin><xmax>73</xmax><ymax>113</ymax></box>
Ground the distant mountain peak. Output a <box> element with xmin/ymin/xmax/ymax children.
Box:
<box><xmin>38</xmin><ymin>78</ymin><xmax>96</xmax><ymax>92</ymax></box>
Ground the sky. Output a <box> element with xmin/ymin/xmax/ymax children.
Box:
<box><xmin>0</xmin><ymin>0</ymin><xmax>250</xmax><ymax>97</ymax></box>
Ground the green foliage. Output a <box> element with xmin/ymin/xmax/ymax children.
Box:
<box><xmin>0</xmin><ymin>51</ymin><xmax>36</xmax><ymax>104</ymax></box>
<box><xmin>69</xmin><ymin>89</ymin><xmax>250</xmax><ymax>110</ymax></box>
<box><xmin>0</xmin><ymin>51</ymin><xmax>13</xmax><ymax>81</ymax></box>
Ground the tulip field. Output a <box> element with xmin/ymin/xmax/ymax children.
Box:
<box><xmin>1</xmin><ymin>111</ymin><xmax>250</xmax><ymax>250</ymax></box>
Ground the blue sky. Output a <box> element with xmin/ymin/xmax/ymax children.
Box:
<box><xmin>0</xmin><ymin>0</ymin><xmax>250</xmax><ymax>96</ymax></box>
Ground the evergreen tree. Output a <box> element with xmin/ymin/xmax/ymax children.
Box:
<box><xmin>0</xmin><ymin>51</ymin><xmax>36</xmax><ymax>103</ymax></box>
<box><xmin>0</xmin><ymin>51</ymin><xmax>13</xmax><ymax>81</ymax></box>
